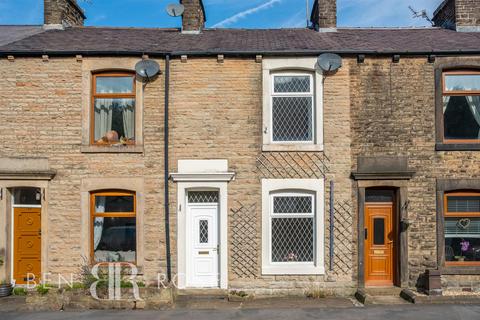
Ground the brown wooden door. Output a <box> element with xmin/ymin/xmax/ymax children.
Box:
<box><xmin>13</xmin><ymin>207</ymin><xmax>41</xmax><ymax>285</ymax></box>
<box><xmin>365</xmin><ymin>203</ymin><xmax>394</xmax><ymax>286</ymax></box>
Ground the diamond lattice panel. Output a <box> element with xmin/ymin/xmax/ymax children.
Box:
<box><xmin>188</xmin><ymin>191</ymin><xmax>219</xmax><ymax>203</ymax></box>
<box><xmin>199</xmin><ymin>220</ymin><xmax>208</xmax><ymax>243</ymax></box>
<box><xmin>272</xmin><ymin>97</ymin><xmax>313</xmax><ymax>141</ymax></box>
<box><xmin>274</xmin><ymin>196</ymin><xmax>312</xmax><ymax>214</ymax></box>
<box><xmin>274</xmin><ymin>76</ymin><xmax>310</xmax><ymax>93</ymax></box>
<box><xmin>272</xmin><ymin>217</ymin><xmax>314</xmax><ymax>262</ymax></box>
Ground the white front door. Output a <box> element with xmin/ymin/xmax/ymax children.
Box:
<box><xmin>186</xmin><ymin>193</ymin><xmax>219</xmax><ymax>288</ymax></box>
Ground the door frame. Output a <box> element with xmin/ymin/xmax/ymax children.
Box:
<box><xmin>357</xmin><ymin>181</ymin><xmax>409</xmax><ymax>288</ymax></box>
<box><xmin>364</xmin><ymin>201</ymin><xmax>396</xmax><ymax>287</ymax></box>
<box><xmin>0</xmin><ymin>181</ymin><xmax>49</xmax><ymax>286</ymax></box>
<box><xmin>176</xmin><ymin>181</ymin><xmax>229</xmax><ymax>289</ymax></box>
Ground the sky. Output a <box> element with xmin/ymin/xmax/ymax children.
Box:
<box><xmin>0</xmin><ymin>0</ymin><xmax>445</xmax><ymax>29</ymax></box>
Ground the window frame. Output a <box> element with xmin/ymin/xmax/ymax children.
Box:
<box><xmin>261</xmin><ymin>179</ymin><xmax>325</xmax><ymax>275</ymax></box>
<box><xmin>90</xmin><ymin>189</ymin><xmax>137</xmax><ymax>265</ymax></box>
<box><xmin>269</xmin><ymin>73</ymin><xmax>315</xmax><ymax>144</ymax></box>
<box><xmin>269</xmin><ymin>191</ymin><xmax>316</xmax><ymax>265</ymax></box>
<box><xmin>443</xmin><ymin>191</ymin><xmax>480</xmax><ymax>267</ymax></box>
<box><xmin>90</xmin><ymin>72</ymin><xmax>137</xmax><ymax>146</ymax></box>
<box><xmin>441</xmin><ymin>70</ymin><xmax>480</xmax><ymax>145</ymax></box>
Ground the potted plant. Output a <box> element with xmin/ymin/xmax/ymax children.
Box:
<box><xmin>0</xmin><ymin>256</ymin><xmax>12</xmax><ymax>297</ymax></box>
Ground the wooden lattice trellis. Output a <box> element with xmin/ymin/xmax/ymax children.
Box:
<box><xmin>230</xmin><ymin>201</ymin><xmax>258</xmax><ymax>279</ymax></box>
<box><xmin>256</xmin><ymin>152</ymin><xmax>330</xmax><ymax>179</ymax></box>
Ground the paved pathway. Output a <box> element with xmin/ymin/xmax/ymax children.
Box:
<box><xmin>2</xmin><ymin>304</ymin><xmax>480</xmax><ymax>320</ymax></box>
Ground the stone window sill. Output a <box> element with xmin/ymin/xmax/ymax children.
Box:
<box><xmin>436</xmin><ymin>143</ymin><xmax>480</xmax><ymax>151</ymax></box>
<box><xmin>81</xmin><ymin>145</ymin><xmax>144</xmax><ymax>154</ymax></box>
<box><xmin>262</xmin><ymin>144</ymin><xmax>324</xmax><ymax>152</ymax></box>
<box><xmin>440</xmin><ymin>266</ymin><xmax>480</xmax><ymax>275</ymax></box>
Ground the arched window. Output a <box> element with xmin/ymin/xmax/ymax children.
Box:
<box><xmin>444</xmin><ymin>191</ymin><xmax>480</xmax><ymax>265</ymax></box>
<box><xmin>442</xmin><ymin>70</ymin><xmax>480</xmax><ymax>143</ymax></box>
<box><xmin>91</xmin><ymin>72</ymin><xmax>136</xmax><ymax>145</ymax></box>
<box><xmin>90</xmin><ymin>190</ymin><xmax>136</xmax><ymax>263</ymax></box>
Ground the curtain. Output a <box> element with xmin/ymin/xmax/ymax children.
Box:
<box><xmin>93</xmin><ymin>197</ymin><xmax>106</xmax><ymax>250</ymax></box>
<box><xmin>443</xmin><ymin>96</ymin><xmax>451</xmax><ymax>114</ymax></box>
<box><xmin>94</xmin><ymin>99</ymin><xmax>113</xmax><ymax>141</ymax></box>
<box><xmin>121</xmin><ymin>99</ymin><xmax>135</xmax><ymax>140</ymax></box>
<box><xmin>466</xmin><ymin>96</ymin><xmax>480</xmax><ymax>138</ymax></box>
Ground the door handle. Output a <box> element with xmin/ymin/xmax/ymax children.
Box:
<box><xmin>365</xmin><ymin>228</ymin><xmax>368</xmax><ymax>240</ymax></box>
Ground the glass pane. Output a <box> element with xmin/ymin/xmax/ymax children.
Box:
<box><xmin>447</xmin><ymin>196</ymin><xmax>480</xmax><ymax>212</ymax></box>
<box><xmin>272</xmin><ymin>96</ymin><xmax>313</xmax><ymax>141</ymax></box>
<box><xmin>94</xmin><ymin>98</ymin><xmax>135</xmax><ymax>143</ymax></box>
<box><xmin>366</xmin><ymin>189</ymin><xmax>394</xmax><ymax>203</ymax></box>
<box><xmin>274</xmin><ymin>76</ymin><xmax>311</xmax><ymax>93</ymax></box>
<box><xmin>373</xmin><ymin>218</ymin><xmax>385</xmax><ymax>245</ymax></box>
<box><xmin>271</xmin><ymin>217</ymin><xmax>314</xmax><ymax>262</ymax></box>
<box><xmin>188</xmin><ymin>191</ymin><xmax>219</xmax><ymax>203</ymax></box>
<box><xmin>443</xmin><ymin>96</ymin><xmax>480</xmax><ymax>140</ymax></box>
<box><xmin>273</xmin><ymin>196</ymin><xmax>312</xmax><ymax>214</ymax></box>
<box><xmin>96</xmin><ymin>76</ymin><xmax>134</xmax><ymax>94</ymax></box>
<box><xmin>445</xmin><ymin>217</ymin><xmax>480</xmax><ymax>262</ymax></box>
<box><xmin>94</xmin><ymin>217</ymin><xmax>136</xmax><ymax>263</ymax></box>
<box><xmin>13</xmin><ymin>187</ymin><xmax>41</xmax><ymax>205</ymax></box>
<box><xmin>445</xmin><ymin>74</ymin><xmax>480</xmax><ymax>92</ymax></box>
<box><xmin>95</xmin><ymin>195</ymin><xmax>134</xmax><ymax>213</ymax></box>
<box><xmin>199</xmin><ymin>220</ymin><xmax>208</xmax><ymax>243</ymax></box>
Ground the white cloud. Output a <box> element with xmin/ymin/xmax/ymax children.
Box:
<box><xmin>212</xmin><ymin>0</ymin><xmax>282</xmax><ymax>28</ymax></box>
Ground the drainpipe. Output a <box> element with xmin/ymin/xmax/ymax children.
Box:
<box><xmin>164</xmin><ymin>54</ymin><xmax>172</xmax><ymax>283</ymax></box>
<box><xmin>329</xmin><ymin>180</ymin><xmax>334</xmax><ymax>271</ymax></box>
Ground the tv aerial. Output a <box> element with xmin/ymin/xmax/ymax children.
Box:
<box><xmin>317</xmin><ymin>53</ymin><xmax>342</xmax><ymax>72</ymax></box>
<box><xmin>135</xmin><ymin>59</ymin><xmax>161</xmax><ymax>81</ymax></box>
<box><xmin>166</xmin><ymin>3</ymin><xmax>185</xmax><ymax>17</ymax></box>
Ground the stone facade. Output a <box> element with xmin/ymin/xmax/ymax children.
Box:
<box><xmin>44</xmin><ymin>0</ymin><xmax>85</xmax><ymax>27</ymax></box>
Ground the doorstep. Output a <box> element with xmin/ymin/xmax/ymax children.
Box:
<box><xmin>355</xmin><ymin>287</ymin><xmax>411</xmax><ymax>305</ymax></box>
<box><xmin>401</xmin><ymin>289</ymin><xmax>480</xmax><ymax>304</ymax></box>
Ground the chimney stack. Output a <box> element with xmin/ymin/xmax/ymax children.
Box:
<box><xmin>310</xmin><ymin>0</ymin><xmax>337</xmax><ymax>31</ymax></box>
<box><xmin>44</xmin><ymin>0</ymin><xmax>86</xmax><ymax>28</ymax></box>
<box><xmin>433</xmin><ymin>0</ymin><xmax>480</xmax><ymax>32</ymax></box>
<box><xmin>181</xmin><ymin>0</ymin><xmax>206</xmax><ymax>33</ymax></box>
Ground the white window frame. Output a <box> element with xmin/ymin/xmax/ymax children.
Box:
<box><xmin>262</xmin><ymin>58</ymin><xmax>324</xmax><ymax>152</ymax></box>
<box><xmin>270</xmin><ymin>73</ymin><xmax>315</xmax><ymax>144</ymax></box>
<box><xmin>262</xmin><ymin>179</ymin><xmax>325</xmax><ymax>275</ymax></box>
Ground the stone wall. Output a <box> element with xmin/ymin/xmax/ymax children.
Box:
<box><xmin>0</xmin><ymin>56</ymin><xmax>166</xmax><ymax>284</ymax></box>
<box><xmin>350</xmin><ymin>56</ymin><xmax>480</xmax><ymax>291</ymax></box>
<box><xmin>169</xmin><ymin>57</ymin><xmax>354</xmax><ymax>294</ymax></box>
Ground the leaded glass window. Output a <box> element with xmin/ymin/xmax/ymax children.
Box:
<box><xmin>271</xmin><ymin>74</ymin><xmax>314</xmax><ymax>143</ymax></box>
<box><xmin>270</xmin><ymin>193</ymin><xmax>315</xmax><ymax>263</ymax></box>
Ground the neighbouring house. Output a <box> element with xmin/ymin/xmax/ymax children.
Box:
<box><xmin>0</xmin><ymin>0</ymin><xmax>479</xmax><ymax>297</ymax></box>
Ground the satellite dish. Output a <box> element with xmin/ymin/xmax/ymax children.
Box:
<box><xmin>166</xmin><ymin>3</ymin><xmax>185</xmax><ymax>17</ymax></box>
<box><xmin>317</xmin><ymin>53</ymin><xmax>342</xmax><ymax>72</ymax></box>
<box><xmin>135</xmin><ymin>59</ymin><xmax>161</xmax><ymax>80</ymax></box>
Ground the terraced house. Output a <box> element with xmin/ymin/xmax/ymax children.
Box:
<box><xmin>0</xmin><ymin>0</ymin><xmax>479</xmax><ymax>299</ymax></box>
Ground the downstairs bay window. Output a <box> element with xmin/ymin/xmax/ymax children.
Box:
<box><xmin>91</xmin><ymin>190</ymin><xmax>136</xmax><ymax>263</ymax></box>
<box><xmin>444</xmin><ymin>192</ymin><xmax>480</xmax><ymax>266</ymax></box>
<box><xmin>261</xmin><ymin>179</ymin><xmax>325</xmax><ymax>274</ymax></box>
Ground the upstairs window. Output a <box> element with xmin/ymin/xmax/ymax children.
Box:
<box><xmin>271</xmin><ymin>74</ymin><xmax>314</xmax><ymax>143</ymax></box>
<box><xmin>444</xmin><ymin>191</ymin><xmax>480</xmax><ymax>266</ymax></box>
<box><xmin>92</xmin><ymin>72</ymin><xmax>136</xmax><ymax>145</ymax></box>
<box><xmin>443</xmin><ymin>71</ymin><xmax>480</xmax><ymax>143</ymax></box>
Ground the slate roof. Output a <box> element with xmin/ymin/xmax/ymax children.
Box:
<box><xmin>1</xmin><ymin>26</ymin><xmax>480</xmax><ymax>56</ymax></box>
<box><xmin>0</xmin><ymin>25</ymin><xmax>44</xmax><ymax>47</ymax></box>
